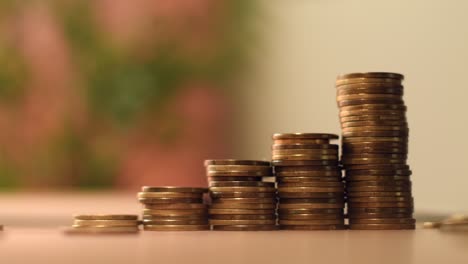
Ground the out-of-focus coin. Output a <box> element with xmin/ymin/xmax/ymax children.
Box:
<box><xmin>347</xmin><ymin>196</ymin><xmax>413</xmax><ymax>203</ymax></box>
<box><xmin>337</xmin><ymin>86</ymin><xmax>403</xmax><ymax>96</ymax></box>
<box><xmin>137</xmin><ymin>192</ymin><xmax>203</xmax><ymax>199</ymax></box>
<box><xmin>212</xmin><ymin>225</ymin><xmax>279</xmax><ymax>231</ymax></box>
<box><xmin>342</xmin><ymin>136</ymin><xmax>408</xmax><ymax>143</ymax></box>
<box><xmin>345</xmin><ymin>175</ymin><xmax>410</xmax><ymax>181</ymax></box>
<box><xmin>207</xmin><ymin>171</ymin><xmax>272</xmax><ymax>177</ymax></box>
<box><xmin>204</xmin><ymin>160</ymin><xmax>270</xmax><ymax>166</ymax></box>
<box><xmin>338</xmin><ymin>99</ymin><xmax>404</xmax><ymax>107</ymax></box>
<box><xmin>141</xmin><ymin>187</ymin><xmax>208</xmax><ymax>193</ymax></box>
<box><xmin>209</xmin><ymin>214</ymin><xmax>276</xmax><ymax>220</ymax></box>
<box><xmin>143</xmin><ymin>225</ymin><xmax>210</xmax><ymax>231</ymax></box>
<box><xmin>279</xmin><ymin>219</ymin><xmax>344</xmax><ymax>225</ymax></box>
<box><xmin>344</xmin><ymin>164</ymin><xmax>410</xmax><ymax>170</ymax></box>
<box><xmin>209</xmin><ymin>203</ymin><xmax>276</xmax><ymax>210</ymax></box>
<box><xmin>342</xmin><ymin>121</ymin><xmax>408</xmax><ymax>128</ymax></box>
<box><xmin>337</xmin><ymin>72</ymin><xmax>404</xmax><ymax>80</ymax></box>
<box><xmin>74</xmin><ymin>220</ymin><xmax>139</xmax><ymax>227</ymax></box>
<box><xmin>342</xmin><ymin>158</ymin><xmax>407</xmax><ymax>165</ymax></box>
<box><xmin>342</xmin><ymin>131</ymin><xmax>408</xmax><ymax>138</ymax></box>
<box><xmin>347</xmin><ymin>212</ymin><xmax>413</xmax><ymax>219</ymax></box>
<box><xmin>144</xmin><ymin>203</ymin><xmax>207</xmax><ymax>210</ymax></box>
<box><xmin>280</xmin><ymin>225</ymin><xmax>347</xmax><ymax>230</ymax></box>
<box><xmin>336</xmin><ymin>77</ymin><xmax>402</xmax><ymax>86</ymax></box>
<box><xmin>209</xmin><ymin>219</ymin><xmax>276</xmax><ymax>225</ymax></box>
<box><xmin>349</xmin><ymin>218</ymin><xmax>415</xmax><ymax>224</ymax></box>
<box><xmin>348</xmin><ymin>223</ymin><xmax>415</xmax><ymax>230</ymax></box>
<box><xmin>209</xmin><ymin>181</ymin><xmax>275</xmax><ymax>187</ymax></box>
<box><xmin>210</xmin><ymin>192</ymin><xmax>276</xmax><ymax>199</ymax></box>
<box><xmin>209</xmin><ymin>209</ymin><xmax>275</xmax><ymax>215</ymax></box>
<box><xmin>74</xmin><ymin>215</ymin><xmax>138</xmax><ymax>221</ymax></box>
<box><xmin>348</xmin><ymin>207</ymin><xmax>413</xmax><ymax>214</ymax></box>
<box><xmin>347</xmin><ymin>186</ymin><xmax>411</xmax><ymax>192</ymax></box>
<box><xmin>340</xmin><ymin>104</ymin><xmax>406</xmax><ymax>112</ymax></box>
<box><xmin>66</xmin><ymin>226</ymin><xmax>139</xmax><ymax>234</ymax></box>
<box><xmin>341</xmin><ymin>115</ymin><xmax>406</xmax><ymax>122</ymax></box>
<box><xmin>273</xmin><ymin>133</ymin><xmax>339</xmax><ymax>140</ymax></box>
<box><xmin>346</xmin><ymin>179</ymin><xmax>411</xmax><ymax>186</ymax></box>
<box><xmin>342</xmin><ymin>126</ymin><xmax>408</xmax><ymax>132</ymax></box>
<box><xmin>337</xmin><ymin>94</ymin><xmax>403</xmax><ymax>102</ymax></box>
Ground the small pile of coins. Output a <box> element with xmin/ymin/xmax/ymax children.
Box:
<box><xmin>68</xmin><ymin>215</ymin><xmax>140</xmax><ymax>234</ymax></box>
<box><xmin>137</xmin><ymin>187</ymin><xmax>210</xmax><ymax>231</ymax></box>
<box><xmin>336</xmin><ymin>72</ymin><xmax>415</xmax><ymax>230</ymax></box>
<box><xmin>205</xmin><ymin>160</ymin><xmax>278</xmax><ymax>231</ymax></box>
<box><xmin>272</xmin><ymin>133</ymin><xmax>346</xmax><ymax>230</ymax></box>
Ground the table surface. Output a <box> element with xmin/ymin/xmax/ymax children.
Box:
<box><xmin>1</xmin><ymin>193</ymin><xmax>467</xmax><ymax>264</ymax></box>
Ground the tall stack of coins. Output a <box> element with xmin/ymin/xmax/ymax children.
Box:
<box><xmin>67</xmin><ymin>215</ymin><xmax>140</xmax><ymax>234</ymax></box>
<box><xmin>205</xmin><ymin>160</ymin><xmax>278</xmax><ymax>231</ymax></box>
<box><xmin>336</xmin><ymin>72</ymin><xmax>415</xmax><ymax>230</ymax></box>
<box><xmin>272</xmin><ymin>133</ymin><xmax>346</xmax><ymax>230</ymax></box>
<box><xmin>137</xmin><ymin>187</ymin><xmax>210</xmax><ymax>231</ymax></box>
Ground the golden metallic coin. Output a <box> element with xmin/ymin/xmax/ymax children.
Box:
<box><xmin>213</xmin><ymin>225</ymin><xmax>279</xmax><ymax>231</ymax></box>
<box><xmin>273</xmin><ymin>139</ymin><xmax>331</xmax><ymax>145</ymax></box>
<box><xmin>272</xmin><ymin>160</ymin><xmax>339</xmax><ymax>166</ymax></box>
<box><xmin>138</xmin><ymin>198</ymin><xmax>204</xmax><ymax>204</ymax></box>
<box><xmin>142</xmin><ymin>215</ymin><xmax>207</xmax><ymax>221</ymax></box>
<box><xmin>346</xmin><ymin>191</ymin><xmax>412</xmax><ymax>198</ymax></box>
<box><xmin>348</xmin><ymin>223</ymin><xmax>415</xmax><ymax>230</ymax></box>
<box><xmin>73</xmin><ymin>220</ymin><xmax>139</xmax><ymax>227</ymax></box>
<box><xmin>272</xmin><ymin>144</ymin><xmax>339</xmax><ymax>150</ymax></box>
<box><xmin>337</xmin><ymin>94</ymin><xmax>403</xmax><ymax>102</ymax></box>
<box><xmin>347</xmin><ymin>201</ymin><xmax>414</xmax><ymax>208</ymax></box>
<box><xmin>272</xmin><ymin>149</ymin><xmax>339</xmax><ymax>155</ymax></box>
<box><xmin>142</xmin><ymin>209</ymin><xmax>207</xmax><ymax>216</ymax></box>
<box><xmin>273</xmin><ymin>133</ymin><xmax>339</xmax><ymax>140</ymax></box>
<box><xmin>277</xmin><ymin>176</ymin><xmax>342</xmax><ymax>183</ymax></box>
<box><xmin>279</xmin><ymin>214</ymin><xmax>344</xmax><ymax>220</ymax></box>
<box><xmin>342</xmin><ymin>121</ymin><xmax>408</xmax><ymax>129</ymax></box>
<box><xmin>209</xmin><ymin>208</ymin><xmax>275</xmax><ymax>215</ymax></box>
<box><xmin>279</xmin><ymin>219</ymin><xmax>344</xmax><ymax>225</ymax></box>
<box><xmin>210</xmin><ymin>191</ymin><xmax>276</xmax><ymax>199</ymax></box>
<box><xmin>275</xmin><ymin>165</ymin><xmax>340</xmax><ymax>173</ymax></box>
<box><xmin>343</xmin><ymin>137</ymin><xmax>408</xmax><ymax>144</ymax></box>
<box><xmin>347</xmin><ymin>186</ymin><xmax>411</xmax><ymax>192</ymax></box>
<box><xmin>66</xmin><ymin>226</ymin><xmax>139</xmax><ymax>234</ymax></box>
<box><xmin>347</xmin><ymin>196</ymin><xmax>413</xmax><ymax>203</ymax></box>
<box><xmin>143</xmin><ymin>225</ymin><xmax>210</xmax><ymax>231</ymax></box>
<box><xmin>205</xmin><ymin>160</ymin><xmax>270</xmax><ymax>166</ymax></box>
<box><xmin>210</xmin><ymin>214</ymin><xmax>276</xmax><ymax>220</ymax></box>
<box><xmin>279</xmin><ymin>198</ymin><xmax>344</xmax><ymax>204</ymax></box>
<box><xmin>278</xmin><ymin>182</ymin><xmax>343</xmax><ymax>188</ymax></box>
<box><xmin>144</xmin><ymin>203</ymin><xmax>207</xmax><ymax>210</ymax></box>
<box><xmin>347</xmin><ymin>212</ymin><xmax>413</xmax><ymax>219</ymax></box>
<box><xmin>348</xmin><ymin>207</ymin><xmax>413</xmax><ymax>214</ymax></box>
<box><xmin>349</xmin><ymin>218</ymin><xmax>415</xmax><ymax>225</ymax></box>
<box><xmin>141</xmin><ymin>187</ymin><xmax>208</xmax><ymax>193</ymax></box>
<box><xmin>209</xmin><ymin>219</ymin><xmax>276</xmax><ymax>225</ymax></box>
<box><xmin>345</xmin><ymin>175</ymin><xmax>410</xmax><ymax>181</ymax></box>
<box><xmin>347</xmin><ymin>180</ymin><xmax>411</xmax><ymax>187</ymax></box>
<box><xmin>208</xmin><ymin>176</ymin><xmax>262</xmax><ymax>181</ymax></box>
<box><xmin>337</xmin><ymin>86</ymin><xmax>403</xmax><ymax>96</ymax></box>
<box><xmin>272</xmin><ymin>154</ymin><xmax>338</xmax><ymax>161</ymax></box>
<box><xmin>209</xmin><ymin>203</ymin><xmax>277</xmax><ymax>210</ymax></box>
<box><xmin>209</xmin><ymin>181</ymin><xmax>275</xmax><ymax>187</ymax></box>
<box><xmin>278</xmin><ymin>208</ymin><xmax>342</xmax><ymax>215</ymax></box>
<box><xmin>280</xmin><ymin>224</ymin><xmax>347</xmax><ymax>230</ymax></box>
<box><xmin>137</xmin><ymin>192</ymin><xmax>203</xmax><ymax>199</ymax></box>
<box><xmin>212</xmin><ymin>198</ymin><xmax>277</xmax><ymax>204</ymax></box>
<box><xmin>337</xmin><ymin>72</ymin><xmax>404</xmax><ymax>80</ymax></box>
<box><xmin>344</xmin><ymin>164</ymin><xmax>410</xmax><ymax>170</ymax></box>
<box><xmin>278</xmin><ymin>193</ymin><xmax>344</xmax><ymax>199</ymax></box>
<box><xmin>207</xmin><ymin>164</ymin><xmax>272</xmax><ymax>172</ymax></box>
<box><xmin>74</xmin><ymin>215</ymin><xmax>138</xmax><ymax>221</ymax></box>
<box><xmin>143</xmin><ymin>219</ymin><xmax>208</xmax><ymax>225</ymax></box>
<box><xmin>340</xmin><ymin>109</ymin><xmax>406</xmax><ymax>117</ymax></box>
<box><xmin>342</xmin><ymin>158</ymin><xmax>408</xmax><ymax>165</ymax></box>
<box><xmin>336</xmin><ymin>77</ymin><xmax>402</xmax><ymax>86</ymax></box>
<box><xmin>342</xmin><ymin>126</ymin><xmax>408</xmax><ymax>132</ymax></box>
<box><xmin>342</xmin><ymin>131</ymin><xmax>408</xmax><ymax>138</ymax></box>
<box><xmin>209</xmin><ymin>186</ymin><xmax>276</xmax><ymax>193</ymax></box>
<box><xmin>338</xmin><ymin>99</ymin><xmax>404</xmax><ymax>107</ymax></box>
<box><xmin>278</xmin><ymin>203</ymin><xmax>344</xmax><ymax>209</ymax></box>
<box><xmin>340</xmin><ymin>103</ymin><xmax>406</xmax><ymax>112</ymax></box>
<box><xmin>207</xmin><ymin>171</ymin><xmax>272</xmax><ymax>177</ymax></box>
<box><xmin>278</xmin><ymin>186</ymin><xmax>344</xmax><ymax>193</ymax></box>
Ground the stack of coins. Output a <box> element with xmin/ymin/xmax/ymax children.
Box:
<box><xmin>336</xmin><ymin>72</ymin><xmax>415</xmax><ymax>230</ymax></box>
<box><xmin>138</xmin><ymin>186</ymin><xmax>210</xmax><ymax>231</ymax></box>
<box><xmin>272</xmin><ymin>133</ymin><xmax>346</xmax><ymax>230</ymax></box>
<box><xmin>205</xmin><ymin>160</ymin><xmax>278</xmax><ymax>231</ymax></box>
<box><xmin>67</xmin><ymin>215</ymin><xmax>140</xmax><ymax>234</ymax></box>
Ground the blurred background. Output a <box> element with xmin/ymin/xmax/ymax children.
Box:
<box><xmin>0</xmin><ymin>0</ymin><xmax>467</xmax><ymax>226</ymax></box>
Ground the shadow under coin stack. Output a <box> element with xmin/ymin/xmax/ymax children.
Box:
<box><xmin>138</xmin><ymin>187</ymin><xmax>210</xmax><ymax>231</ymax></box>
<box><xmin>272</xmin><ymin>133</ymin><xmax>346</xmax><ymax>230</ymax></box>
<box><xmin>205</xmin><ymin>160</ymin><xmax>278</xmax><ymax>231</ymax></box>
<box><xmin>67</xmin><ymin>215</ymin><xmax>140</xmax><ymax>234</ymax></box>
<box><xmin>335</xmin><ymin>72</ymin><xmax>415</xmax><ymax>230</ymax></box>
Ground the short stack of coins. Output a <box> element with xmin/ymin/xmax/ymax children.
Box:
<box><xmin>336</xmin><ymin>72</ymin><xmax>415</xmax><ymax>230</ymax></box>
<box><xmin>272</xmin><ymin>133</ymin><xmax>346</xmax><ymax>230</ymax></box>
<box><xmin>67</xmin><ymin>215</ymin><xmax>140</xmax><ymax>234</ymax></box>
<box><xmin>137</xmin><ymin>186</ymin><xmax>210</xmax><ymax>231</ymax></box>
<box><xmin>205</xmin><ymin>160</ymin><xmax>278</xmax><ymax>231</ymax></box>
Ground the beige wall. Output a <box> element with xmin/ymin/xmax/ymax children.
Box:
<box><xmin>235</xmin><ymin>0</ymin><xmax>468</xmax><ymax>214</ymax></box>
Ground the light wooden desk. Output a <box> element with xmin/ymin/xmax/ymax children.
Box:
<box><xmin>1</xmin><ymin>193</ymin><xmax>467</xmax><ymax>264</ymax></box>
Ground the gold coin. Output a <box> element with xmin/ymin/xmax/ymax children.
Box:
<box><xmin>337</xmin><ymin>86</ymin><xmax>404</xmax><ymax>96</ymax></box>
<box><xmin>137</xmin><ymin>192</ymin><xmax>203</xmax><ymax>199</ymax></box>
<box><xmin>279</xmin><ymin>214</ymin><xmax>343</xmax><ymax>220</ymax></box>
<box><xmin>343</xmin><ymin>137</ymin><xmax>407</xmax><ymax>143</ymax></box>
<box><xmin>347</xmin><ymin>201</ymin><xmax>414</xmax><ymax>208</ymax></box>
<box><xmin>272</xmin><ymin>160</ymin><xmax>339</xmax><ymax>166</ymax></box>
<box><xmin>143</xmin><ymin>219</ymin><xmax>208</xmax><ymax>225</ymax></box>
<box><xmin>209</xmin><ymin>203</ymin><xmax>276</xmax><ymax>210</ymax></box>
<box><xmin>66</xmin><ymin>226</ymin><xmax>139</xmax><ymax>234</ymax></box>
<box><xmin>142</xmin><ymin>209</ymin><xmax>207</xmax><ymax>216</ymax></box>
<box><xmin>340</xmin><ymin>103</ymin><xmax>406</xmax><ymax>112</ymax></box>
<box><xmin>349</xmin><ymin>218</ymin><xmax>415</xmax><ymax>225</ymax></box>
<box><xmin>73</xmin><ymin>220</ymin><xmax>139</xmax><ymax>227</ymax></box>
<box><xmin>348</xmin><ymin>212</ymin><xmax>413</xmax><ymax>219</ymax></box>
<box><xmin>277</xmin><ymin>176</ymin><xmax>342</xmax><ymax>183</ymax></box>
<box><xmin>348</xmin><ymin>207</ymin><xmax>413</xmax><ymax>214</ymax></box>
<box><xmin>272</xmin><ymin>149</ymin><xmax>339</xmax><ymax>155</ymax></box>
<box><xmin>278</xmin><ymin>182</ymin><xmax>343</xmax><ymax>188</ymax></box>
<box><xmin>272</xmin><ymin>144</ymin><xmax>339</xmax><ymax>150</ymax></box>
<box><xmin>210</xmin><ymin>192</ymin><xmax>276</xmax><ymax>199</ymax></box>
<box><xmin>278</xmin><ymin>203</ymin><xmax>344</xmax><ymax>209</ymax></box>
<box><xmin>336</xmin><ymin>77</ymin><xmax>402</xmax><ymax>86</ymax></box>
<box><xmin>212</xmin><ymin>198</ymin><xmax>277</xmax><ymax>204</ymax></box>
<box><xmin>271</xmin><ymin>154</ymin><xmax>338</xmax><ymax>161</ymax></box>
<box><xmin>209</xmin><ymin>219</ymin><xmax>276</xmax><ymax>225</ymax></box>
<box><xmin>278</xmin><ymin>186</ymin><xmax>344</xmax><ymax>193</ymax></box>
<box><xmin>74</xmin><ymin>215</ymin><xmax>138</xmax><ymax>221</ymax></box>
<box><xmin>337</xmin><ymin>72</ymin><xmax>404</xmax><ymax>80</ymax></box>
<box><xmin>208</xmin><ymin>176</ymin><xmax>263</xmax><ymax>181</ymax></box>
<box><xmin>348</xmin><ymin>223</ymin><xmax>415</xmax><ymax>230</ymax></box>
<box><xmin>207</xmin><ymin>171</ymin><xmax>272</xmax><ymax>177</ymax></box>
<box><xmin>141</xmin><ymin>187</ymin><xmax>208</xmax><ymax>193</ymax></box>
<box><xmin>144</xmin><ymin>203</ymin><xmax>207</xmax><ymax>210</ymax></box>
<box><xmin>280</xmin><ymin>224</ymin><xmax>346</xmax><ymax>230</ymax></box>
<box><xmin>142</xmin><ymin>215</ymin><xmax>207</xmax><ymax>221</ymax></box>
<box><xmin>209</xmin><ymin>181</ymin><xmax>275</xmax><ymax>187</ymax></box>
<box><xmin>278</xmin><ymin>192</ymin><xmax>344</xmax><ymax>199</ymax></box>
<box><xmin>209</xmin><ymin>186</ymin><xmax>276</xmax><ymax>193</ymax></box>
<box><xmin>342</xmin><ymin>126</ymin><xmax>408</xmax><ymax>132</ymax></box>
<box><xmin>210</xmin><ymin>214</ymin><xmax>276</xmax><ymax>220</ymax></box>
<box><xmin>341</xmin><ymin>115</ymin><xmax>406</xmax><ymax>122</ymax></box>
<box><xmin>346</xmin><ymin>186</ymin><xmax>411</xmax><ymax>192</ymax></box>
<box><xmin>212</xmin><ymin>225</ymin><xmax>279</xmax><ymax>231</ymax></box>
<box><xmin>346</xmin><ymin>191</ymin><xmax>412</xmax><ymax>197</ymax></box>
<box><xmin>279</xmin><ymin>219</ymin><xmax>343</xmax><ymax>225</ymax></box>
<box><xmin>278</xmin><ymin>208</ymin><xmax>342</xmax><ymax>214</ymax></box>
<box><xmin>273</xmin><ymin>133</ymin><xmax>339</xmax><ymax>140</ymax></box>
<box><xmin>273</xmin><ymin>139</ymin><xmax>331</xmax><ymax>145</ymax></box>
<box><xmin>209</xmin><ymin>208</ymin><xmax>275</xmax><ymax>215</ymax></box>
<box><xmin>205</xmin><ymin>160</ymin><xmax>270</xmax><ymax>166</ymax></box>
<box><xmin>338</xmin><ymin>99</ymin><xmax>404</xmax><ymax>107</ymax></box>
<box><xmin>143</xmin><ymin>225</ymin><xmax>210</xmax><ymax>231</ymax></box>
